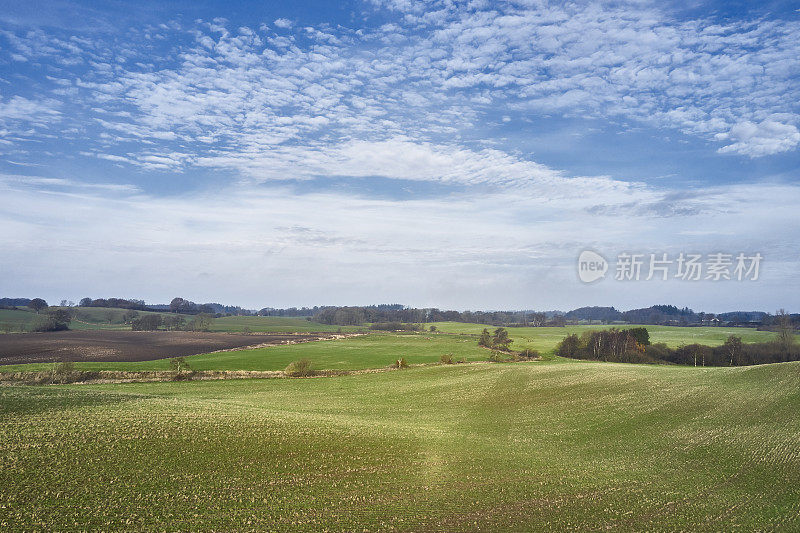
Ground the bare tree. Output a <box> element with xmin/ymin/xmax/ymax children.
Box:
<box><xmin>776</xmin><ymin>309</ymin><xmax>796</xmax><ymax>352</ymax></box>
<box><xmin>723</xmin><ymin>335</ymin><xmax>742</xmax><ymax>366</ymax></box>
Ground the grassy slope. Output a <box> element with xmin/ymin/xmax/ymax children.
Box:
<box><xmin>431</xmin><ymin>321</ymin><xmax>777</xmax><ymax>353</ymax></box>
<box><xmin>0</xmin><ymin>332</ymin><xmax>485</xmax><ymax>372</ymax></box>
<box><xmin>1</xmin><ymin>360</ymin><xmax>798</xmax><ymax>530</ymax></box>
<box><xmin>0</xmin><ymin>308</ymin><xmax>36</xmax><ymax>331</ymax></box>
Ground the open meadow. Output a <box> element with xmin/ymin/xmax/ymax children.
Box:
<box><xmin>430</xmin><ymin>322</ymin><xmax>778</xmax><ymax>353</ymax></box>
<box><xmin>2</xmin><ymin>360</ymin><xmax>798</xmax><ymax>530</ymax></box>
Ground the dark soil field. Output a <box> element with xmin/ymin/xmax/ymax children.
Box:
<box><xmin>0</xmin><ymin>330</ymin><xmax>323</xmax><ymax>365</ymax></box>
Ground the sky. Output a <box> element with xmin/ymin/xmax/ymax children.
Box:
<box><xmin>0</xmin><ymin>0</ymin><xmax>798</xmax><ymax>312</ymax></box>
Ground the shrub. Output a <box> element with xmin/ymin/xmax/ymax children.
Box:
<box><xmin>392</xmin><ymin>356</ymin><xmax>409</xmax><ymax>369</ymax></box>
<box><xmin>488</xmin><ymin>351</ymin><xmax>508</xmax><ymax>362</ymax></box>
<box><xmin>429</xmin><ymin>325</ymin><xmax>437</xmax><ymax>332</ymax></box>
<box><xmin>131</xmin><ymin>314</ymin><xmax>163</xmax><ymax>331</ymax></box>
<box><xmin>440</xmin><ymin>353</ymin><xmax>454</xmax><ymax>364</ymax></box>
<box><xmin>242</xmin><ymin>326</ymin><xmax>252</xmax><ymax>335</ymax></box>
<box><xmin>52</xmin><ymin>361</ymin><xmax>75</xmax><ymax>383</ymax></box>
<box><xmin>285</xmin><ymin>358</ymin><xmax>315</xmax><ymax>377</ymax></box>
<box><xmin>478</xmin><ymin>328</ymin><xmax>492</xmax><ymax>347</ymax></box>
<box><xmin>517</xmin><ymin>348</ymin><xmax>540</xmax><ymax>360</ymax></box>
<box><xmin>169</xmin><ymin>357</ymin><xmax>195</xmax><ymax>380</ymax></box>
<box><xmin>169</xmin><ymin>357</ymin><xmax>192</xmax><ymax>372</ymax></box>
<box><xmin>30</xmin><ymin>314</ymin><xmax>70</xmax><ymax>332</ymax></box>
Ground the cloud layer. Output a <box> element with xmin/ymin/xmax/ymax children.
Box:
<box><xmin>0</xmin><ymin>1</ymin><xmax>798</xmax><ymax>309</ymax></box>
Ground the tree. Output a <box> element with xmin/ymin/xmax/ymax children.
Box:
<box><xmin>79</xmin><ymin>297</ymin><xmax>92</xmax><ymax>307</ymax></box>
<box><xmin>30</xmin><ymin>308</ymin><xmax>71</xmax><ymax>332</ymax></box>
<box><xmin>529</xmin><ymin>312</ymin><xmax>546</xmax><ymax>327</ymax></box>
<box><xmin>555</xmin><ymin>334</ymin><xmax>580</xmax><ymax>357</ymax></box>
<box><xmin>170</xmin><ymin>297</ymin><xmax>187</xmax><ymax>313</ymax></box>
<box><xmin>478</xmin><ymin>328</ymin><xmax>492</xmax><ymax>347</ymax></box>
<box><xmin>187</xmin><ymin>313</ymin><xmax>213</xmax><ymax>332</ymax></box>
<box><xmin>776</xmin><ymin>309</ymin><xmax>796</xmax><ymax>353</ymax></box>
<box><xmin>163</xmin><ymin>315</ymin><xmax>185</xmax><ymax>331</ymax></box>
<box><xmin>131</xmin><ymin>315</ymin><xmax>162</xmax><ymax>331</ymax></box>
<box><xmin>723</xmin><ymin>335</ymin><xmax>743</xmax><ymax>366</ymax></box>
<box><xmin>627</xmin><ymin>327</ymin><xmax>650</xmax><ymax>346</ymax></box>
<box><xmin>28</xmin><ymin>298</ymin><xmax>48</xmax><ymax>314</ymax></box>
<box><xmin>492</xmin><ymin>327</ymin><xmax>513</xmax><ymax>351</ymax></box>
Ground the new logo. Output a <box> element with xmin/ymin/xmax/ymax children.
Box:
<box><xmin>578</xmin><ymin>250</ymin><xmax>608</xmax><ymax>283</ymax></box>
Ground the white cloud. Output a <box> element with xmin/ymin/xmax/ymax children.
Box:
<box><xmin>716</xmin><ymin>120</ymin><xmax>800</xmax><ymax>157</ymax></box>
<box><xmin>3</xmin><ymin>3</ymin><xmax>799</xmax><ymax>170</ymax></box>
<box><xmin>0</xmin><ymin>176</ymin><xmax>797</xmax><ymax>310</ymax></box>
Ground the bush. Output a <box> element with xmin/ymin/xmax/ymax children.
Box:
<box><xmin>131</xmin><ymin>314</ymin><xmax>163</xmax><ymax>331</ymax></box>
<box><xmin>440</xmin><ymin>353</ymin><xmax>454</xmax><ymax>364</ymax></box>
<box><xmin>52</xmin><ymin>361</ymin><xmax>75</xmax><ymax>383</ymax></box>
<box><xmin>30</xmin><ymin>314</ymin><xmax>70</xmax><ymax>332</ymax></box>
<box><xmin>517</xmin><ymin>348</ymin><xmax>540</xmax><ymax>360</ymax></box>
<box><xmin>285</xmin><ymin>358</ymin><xmax>315</xmax><ymax>377</ymax></box>
<box><xmin>478</xmin><ymin>328</ymin><xmax>492</xmax><ymax>347</ymax></box>
<box><xmin>488</xmin><ymin>351</ymin><xmax>508</xmax><ymax>362</ymax></box>
<box><xmin>169</xmin><ymin>357</ymin><xmax>192</xmax><ymax>372</ymax></box>
<box><xmin>392</xmin><ymin>356</ymin><xmax>409</xmax><ymax>369</ymax></box>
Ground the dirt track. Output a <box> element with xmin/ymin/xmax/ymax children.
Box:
<box><xmin>0</xmin><ymin>330</ymin><xmax>327</xmax><ymax>365</ymax></box>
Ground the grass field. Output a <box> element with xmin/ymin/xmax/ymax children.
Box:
<box><xmin>2</xmin><ymin>360</ymin><xmax>798</xmax><ymax>530</ymax></box>
<box><xmin>0</xmin><ymin>309</ymin><xmax>36</xmax><ymax>332</ymax></box>
<box><xmin>209</xmin><ymin>315</ymin><xmax>360</xmax><ymax>333</ymax></box>
<box><xmin>0</xmin><ymin>332</ymin><xmax>486</xmax><ymax>372</ymax></box>
<box><xmin>431</xmin><ymin>322</ymin><xmax>777</xmax><ymax>353</ymax></box>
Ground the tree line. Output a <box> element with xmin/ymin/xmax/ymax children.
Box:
<box><xmin>555</xmin><ymin>320</ymin><xmax>798</xmax><ymax>367</ymax></box>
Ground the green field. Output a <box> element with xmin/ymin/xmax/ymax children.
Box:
<box><xmin>2</xmin><ymin>360</ymin><xmax>798</xmax><ymax>530</ymax></box>
<box><xmin>0</xmin><ymin>309</ymin><xmax>37</xmax><ymax>332</ymax></box>
<box><xmin>431</xmin><ymin>322</ymin><xmax>777</xmax><ymax>353</ymax></box>
<box><xmin>0</xmin><ymin>332</ymin><xmax>486</xmax><ymax>372</ymax></box>
<box><xmin>209</xmin><ymin>315</ymin><xmax>360</xmax><ymax>333</ymax></box>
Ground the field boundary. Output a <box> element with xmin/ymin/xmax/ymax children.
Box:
<box><xmin>0</xmin><ymin>360</ymin><xmax>505</xmax><ymax>386</ymax></box>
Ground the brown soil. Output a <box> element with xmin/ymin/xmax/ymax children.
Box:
<box><xmin>0</xmin><ymin>330</ymin><xmax>329</xmax><ymax>365</ymax></box>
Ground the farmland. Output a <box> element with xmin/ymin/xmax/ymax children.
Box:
<box><xmin>0</xmin><ymin>323</ymin><xmax>780</xmax><ymax>374</ymax></box>
<box><xmin>0</xmin><ymin>307</ymin><xmax>349</xmax><ymax>334</ymax></box>
<box><xmin>0</xmin><ymin>330</ymin><xmax>328</xmax><ymax>366</ymax></box>
<box><xmin>0</xmin><ymin>332</ymin><xmax>482</xmax><ymax>372</ymax></box>
<box><xmin>2</xmin><ymin>360</ymin><xmax>798</xmax><ymax>530</ymax></box>
<box><xmin>430</xmin><ymin>322</ymin><xmax>777</xmax><ymax>353</ymax></box>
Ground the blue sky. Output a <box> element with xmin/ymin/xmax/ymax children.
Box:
<box><xmin>1</xmin><ymin>0</ymin><xmax>798</xmax><ymax>311</ymax></box>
